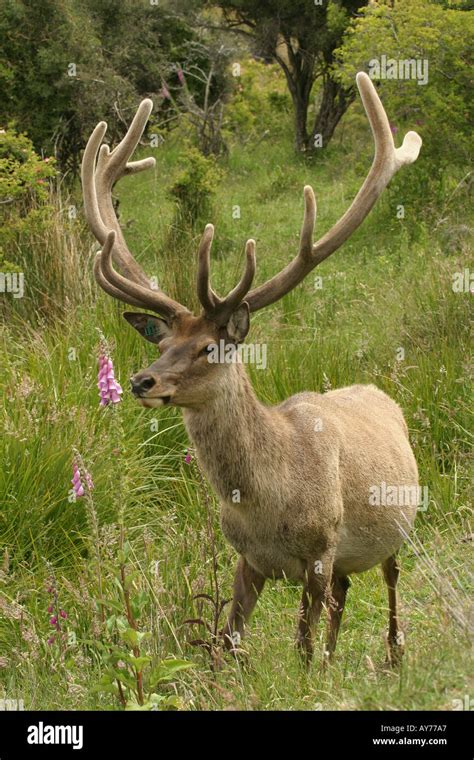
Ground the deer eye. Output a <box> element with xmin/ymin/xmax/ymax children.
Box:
<box><xmin>199</xmin><ymin>344</ymin><xmax>215</xmax><ymax>357</ymax></box>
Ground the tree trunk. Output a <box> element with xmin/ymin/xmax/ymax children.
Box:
<box><xmin>274</xmin><ymin>44</ymin><xmax>314</xmax><ymax>154</ymax></box>
<box><xmin>309</xmin><ymin>76</ymin><xmax>355</xmax><ymax>151</ymax></box>
<box><xmin>286</xmin><ymin>71</ymin><xmax>353</xmax><ymax>154</ymax></box>
<box><xmin>274</xmin><ymin>44</ymin><xmax>353</xmax><ymax>154</ymax></box>
<box><xmin>294</xmin><ymin>92</ymin><xmax>310</xmax><ymax>153</ymax></box>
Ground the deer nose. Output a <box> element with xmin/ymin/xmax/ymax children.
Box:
<box><xmin>130</xmin><ymin>375</ymin><xmax>156</xmax><ymax>396</ymax></box>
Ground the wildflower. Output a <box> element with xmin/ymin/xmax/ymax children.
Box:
<box><xmin>161</xmin><ymin>85</ymin><xmax>171</xmax><ymax>99</ymax></box>
<box><xmin>98</xmin><ymin>354</ymin><xmax>123</xmax><ymax>406</ymax></box>
<box><xmin>184</xmin><ymin>449</ymin><xmax>192</xmax><ymax>464</ymax></box>
<box><xmin>71</xmin><ymin>461</ymin><xmax>94</xmax><ymax>498</ymax></box>
<box><xmin>390</xmin><ymin>123</ymin><xmax>398</xmax><ymax>135</ymax></box>
<box><xmin>46</xmin><ymin>573</ymin><xmax>68</xmax><ymax>646</ymax></box>
<box><xmin>177</xmin><ymin>68</ymin><xmax>185</xmax><ymax>85</ymax></box>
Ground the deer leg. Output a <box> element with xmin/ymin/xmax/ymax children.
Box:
<box><xmin>325</xmin><ymin>575</ymin><xmax>350</xmax><ymax>661</ymax></box>
<box><xmin>382</xmin><ymin>554</ymin><xmax>404</xmax><ymax>667</ymax></box>
<box><xmin>221</xmin><ymin>555</ymin><xmax>265</xmax><ymax>651</ymax></box>
<box><xmin>296</xmin><ymin>555</ymin><xmax>334</xmax><ymax>667</ymax></box>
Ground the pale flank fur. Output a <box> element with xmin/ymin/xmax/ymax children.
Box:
<box><xmin>184</xmin><ymin>361</ymin><xmax>418</xmax><ymax>582</ymax></box>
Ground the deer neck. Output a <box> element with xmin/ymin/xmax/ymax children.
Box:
<box><xmin>182</xmin><ymin>362</ymin><xmax>286</xmax><ymax>504</ymax></box>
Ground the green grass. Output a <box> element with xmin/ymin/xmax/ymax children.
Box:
<box><xmin>0</xmin><ymin>115</ymin><xmax>472</xmax><ymax>711</ymax></box>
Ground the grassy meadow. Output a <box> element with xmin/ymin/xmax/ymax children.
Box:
<box><xmin>0</xmin><ymin>102</ymin><xmax>472</xmax><ymax>711</ymax></box>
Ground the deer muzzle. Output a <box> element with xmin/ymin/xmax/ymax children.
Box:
<box><xmin>130</xmin><ymin>372</ymin><xmax>176</xmax><ymax>407</ymax></box>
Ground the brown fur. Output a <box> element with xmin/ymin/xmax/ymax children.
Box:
<box><xmin>128</xmin><ymin>313</ymin><xmax>418</xmax><ymax>665</ymax></box>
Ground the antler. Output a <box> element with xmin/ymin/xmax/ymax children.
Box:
<box><xmin>81</xmin><ymin>100</ymin><xmax>188</xmax><ymax>320</ymax></box>
<box><xmin>236</xmin><ymin>72</ymin><xmax>421</xmax><ymax>312</ymax></box>
<box><xmin>84</xmin><ymin>73</ymin><xmax>421</xmax><ymax>327</ymax></box>
<box><xmin>197</xmin><ymin>224</ymin><xmax>256</xmax><ymax>325</ymax></box>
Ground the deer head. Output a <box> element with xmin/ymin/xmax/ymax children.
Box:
<box><xmin>81</xmin><ymin>73</ymin><xmax>421</xmax><ymax>409</ymax></box>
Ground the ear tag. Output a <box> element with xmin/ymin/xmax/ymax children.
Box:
<box><xmin>145</xmin><ymin>319</ymin><xmax>157</xmax><ymax>337</ymax></box>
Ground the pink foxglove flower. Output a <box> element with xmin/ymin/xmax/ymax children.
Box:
<box><xmin>98</xmin><ymin>354</ymin><xmax>123</xmax><ymax>406</ymax></box>
<box><xmin>177</xmin><ymin>68</ymin><xmax>185</xmax><ymax>85</ymax></box>
<box><xmin>184</xmin><ymin>449</ymin><xmax>192</xmax><ymax>464</ymax></box>
<box><xmin>71</xmin><ymin>461</ymin><xmax>94</xmax><ymax>498</ymax></box>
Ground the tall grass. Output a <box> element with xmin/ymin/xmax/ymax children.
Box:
<box><xmin>0</xmin><ymin>118</ymin><xmax>472</xmax><ymax>710</ymax></box>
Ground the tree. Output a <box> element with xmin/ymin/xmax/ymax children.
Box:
<box><xmin>0</xmin><ymin>0</ymin><xmax>205</xmax><ymax>173</ymax></box>
<box><xmin>158</xmin><ymin>40</ymin><xmax>234</xmax><ymax>155</ymax></box>
<box><xmin>206</xmin><ymin>0</ymin><xmax>366</xmax><ymax>153</ymax></box>
<box><xmin>335</xmin><ymin>0</ymin><xmax>473</xmax><ymax>212</ymax></box>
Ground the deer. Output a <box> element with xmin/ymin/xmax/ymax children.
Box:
<box><xmin>81</xmin><ymin>72</ymin><xmax>422</xmax><ymax>667</ymax></box>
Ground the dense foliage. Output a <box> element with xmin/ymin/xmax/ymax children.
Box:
<box><xmin>335</xmin><ymin>0</ymin><xmax>473</xmax><ymax>213</ymax></box>
<box><xmin>0</xmin><ymin>0</ymin><xmax>214</xmax><ymax>172</ymax></box>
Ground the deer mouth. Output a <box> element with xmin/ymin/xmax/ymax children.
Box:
<box><xmin>137</xmin><ymin>395</ymin><xmax>172</xmax><ymax>408</ymax></box>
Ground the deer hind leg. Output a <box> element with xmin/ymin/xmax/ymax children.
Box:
<box><xmin>325</xmin><ymin>575</ymin><xmax>350</xmax><ymax>661</ymax></box>
<box><xmin>296</xmin><ymin>554</ymin><xmax>335</xmax><ymax>668</ymax></box>
<box><xmin>381</xmin><ymin>554</ymin><xmax>404</xmax><ymax>667</ymax></box>
<box><xmin>221</xmin><ymin>555</ymin><xmax>265</xmax><ymax>652</ymax></box>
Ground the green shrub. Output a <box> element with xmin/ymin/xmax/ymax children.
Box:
<box><xmin>335</xmin><ymin>0</ymin><xmax>473</xmax><ymax>220</ymax></box>
<box><xmin>224</xmin><ymin>59</ymin><xmax>291</xmax><ymax>142</ymax></box>
<box><xmin>0</xmin><ymin>127</ymin><xmax>57</xmax><ymax>274</ymax></box>
<box><xmin>168</xmin><ymin>146</ymin><xmax>224</xmax><ymax>230</ymax></box>
<box><xmin>0</xmin><ymin>127</ymin><xmax>93</xmax><ymax>322</ymax></box>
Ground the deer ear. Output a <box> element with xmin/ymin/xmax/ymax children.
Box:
<box><xmin>226</xmin><ymin>302</ymin><xmax>250</xmax><ymax>343</ymax></box>
<box><xmin>123</xmin><ymin>312</ymin><xmax>172</xmax><ymax>344</ymax></box>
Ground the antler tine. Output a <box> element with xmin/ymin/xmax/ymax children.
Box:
<box><xmin>216</xmin><ymin>239</ymin><xmax>256</xmax><ymax>323</ymax></box>
<box><xmin>82</xmin><ymin>101</ymin><xmax>189</xmax><ymax>319</ymax></box>
<box><xmin>197</xmin><ymin>225</ymin><xmax>256</xmax><ymax>325</ymax></box>
<box><xmin>99</xmin><ymin>231</ymin><xmax>184</xmax><ymax>320</ymax></box>
<box><xmin>82</xmin><ymin>121</ymin><xmax>109</xmax><ymax>244</ymax></box>
<box><xmin>93</xmin><ymin>242</ymin><xmax>146</xmax><ymax>309</ymax></box>
<box><xmin>86</xmin><ymin>100</ymin><xmax>154</xmax><ymax>286</ymax></box>
<box><xmin>82</xmin><ymin>121</ymin><xmax>151</xmax><ymax>286</ymax></box>
<box><xmin>105</xmin><ymin>99</ymin><xmax>155</xmax><ymax>174</ymax></box>
<box><xmin>197</xmin><ymin>224</ymin><xmax>219</xmax><ymax>313</ymax></box>
<box><xmin>299</xmin><ymin>185</ymin><xmax>317</xmax><ymax>261</ymax></box>
<box><xmin>245</xmin><ymin>72</ymin><xmax>422</xmax><ymax>313</ymax></box>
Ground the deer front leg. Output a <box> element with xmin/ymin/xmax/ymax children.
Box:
<box><xmin>221</xmin><ymin>555</ymin><xmax>265</xmax><ymax>652</ymax></box>
<box><xmin>296</xmin><ymin>554</ymin><xmax>334</xmax><ymax>667</ymax></box>
<box><xmin>325</xmin><ymin>575</ymin><xmax>350</xmax><ymax>661</ymax></box>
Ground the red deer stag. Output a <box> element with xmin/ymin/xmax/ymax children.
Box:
<box><xmin>81</xmin><ymin>73</ymin><xmax>422</xmax><ymax>666</ymax></box>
